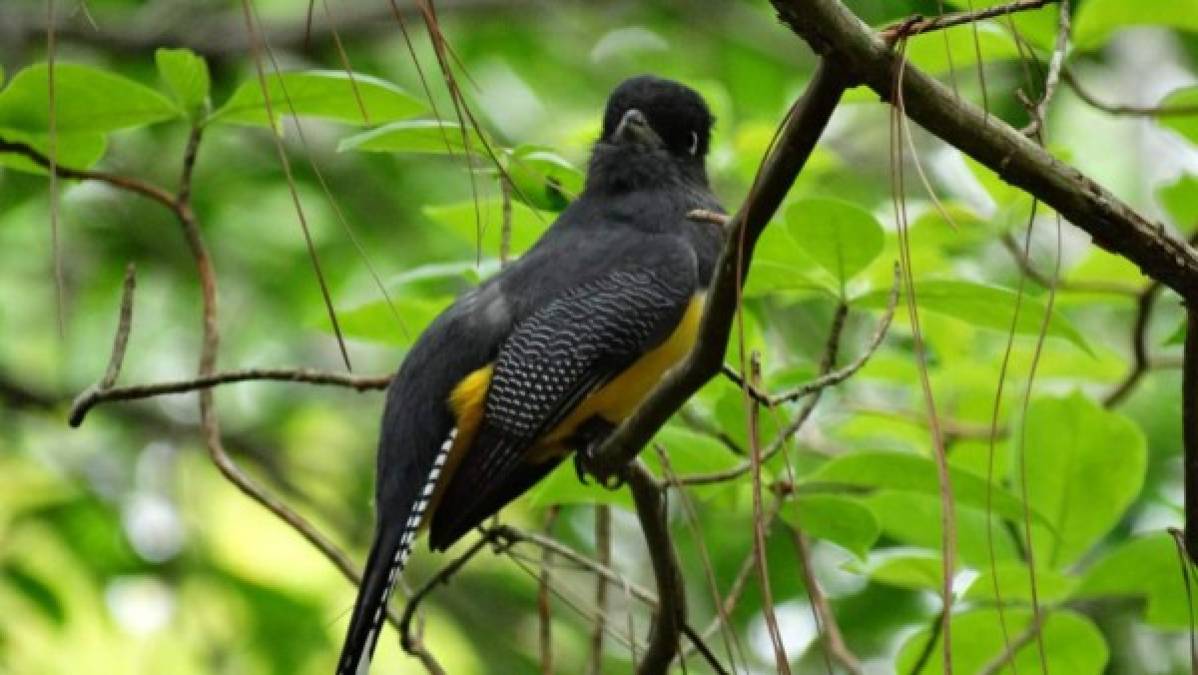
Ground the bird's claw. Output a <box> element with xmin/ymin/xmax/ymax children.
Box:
<box><xmin>573</xmin><ymin>440</ymin><xmax>625</xmax><ymax>490</ymax></box>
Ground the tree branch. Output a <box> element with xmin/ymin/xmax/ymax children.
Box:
<box><xmin>1063</xmin><ymin>69</ymin><xmax>1198</xmax><ymax>118</ymax></box>
<box><xmin>770</xmin><ymin>0</ymin><xmax>1198</xmax><ymax>301</ymax></box>
<box><xmin>880</xmin><ymin>0</ymin><xmax>1059</xmax><ymax>42</ymax></box>
<box><xmin>69</xmin><ymin>367</ymin><xmax>392</xmax><ymax>427</ymax></box>
<box><xmin>627</xmin><ymin>462</ymin><xmax>685</xmax><ymax>675</ymax></box>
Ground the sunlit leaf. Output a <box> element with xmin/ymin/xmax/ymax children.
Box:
<box><xmin>210</xmin><ymin>71</ymin><xmax>425</xmax><ymax>127</ymax></box>
<box><xmin>853</xmin><ymin>279</ymin><xmax>1092</xmax><ymax>353</ymax></box>
<box><xmin>1022</xmin><ymin>393</ymin><xmax>1146</xmax><ymax>568</ymax></box>
<box><xmin>781</xmin><ymin>494</ymin><xmax>879</xmax><ymax>559</ymax></box>
<box><xmin>155</xmin><ymin>47</ymin><xmax>210</xmax><ymax>120</ymax></box>
<box><xmin>423</xmin><ymin>198</ymin><xmax>552</xmax><ymax>258</ymax></box>
<box><xmin>805</xmin><ymin>450</ymin><xmax>1046</xmax><ymax>525</ymax></box>
<box><xmin>897</xmin><ymin>608</ymin><xmax>1108</xmax><ymax>673</ymax></box>
<box><xmin>964</xmin><ymin>561</ymin><xmax>1077</xmax><ymax>604</ymax></box>
<box><xmin>338</xmin><ymin>118</ymin><xmax>487</xmax><ymax>155</ymax></box>
<box><xmin>868</xmin><ymin>553</ymin><xmax>943</xmax><ymax>591</ymax></box>
<box><xmin>505</xmin><ymin>145</ymin><xmax>584</xmax><ymax>212</ymax></box>
<box><xmin>644</xmin><ymin>425</ymin><xmax>739</xmax><ymax>478</ymax></box>
<box><xmin>1073</xmin><ymin>0</ymin><xmax>1198</xmax><ymax>51</ymax></box>
<box><xmin>1158</xmin><ymin>173</ymin><xmax>1198</xmax><ymax>231</ymax></box>
<box><xmin>1158</xmin><ymin>86</ymin><xmax>1198</xmax><ymax>146</ymax></box>
<box><xmin>0</xmin><ymin>63</ymin><xmax>178</xmax><ymax>134</ymax></box>
<box><xmin>525</xmin><ymin>461</ymin><xmax>633</xmax><ymax>509</ymax></box>
<box><xmin>786</xmin><ymin>197</ymin><xmax>884</xmax><ymax>295</ymax></box>
<box><xmin>1075</xmin><ymin>531</ymin><xmax>1198</xmax><ymax>628</ymax></box>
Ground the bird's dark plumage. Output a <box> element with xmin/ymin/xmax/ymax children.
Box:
<box><xmin>336</xmin><ymin>75</ymin><xmax>723</xmax><ymax>675</ymax></box>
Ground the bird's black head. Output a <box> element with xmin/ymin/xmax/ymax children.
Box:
<box><xmin>587</xmin><ymin>75</ymin><xmax>714</xmax><ymax>193</ymax></box>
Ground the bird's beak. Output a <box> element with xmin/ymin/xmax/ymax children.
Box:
<box><xmin>613</xmin><ymin>108</ymin><xmax>663</xmax><ymax>149</ymax></box>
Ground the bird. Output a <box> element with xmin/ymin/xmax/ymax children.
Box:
<box><xmin>336</xmin><ymin>74</ymin><xmax>724</xmax><ymax>675</ymax></box>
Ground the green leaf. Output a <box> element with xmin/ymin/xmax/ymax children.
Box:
<box><xmin>854</xmin><ymin>279</ymin><xmax>1091</xmax><ymax>353</ymax></box>
<box><xmin>864</xmin><ymin>490</ymin><xmax>1021</xmax><ymax>568</ymax></box>
<box><xmin>1022</xmin><ymin>394</ymin><xmax>1146</xmax><ymax>568</ymax></box>
<box><xmin>1073</xmin><ymin>0</ymin><xmax>1198</xmax><ymax>51</ymax></box>
<box><xmin>897</xmin><ymin>609</ymin><xmax>1108</xmax><ymax>673</ymax></box>
<box><xmin>0</xmin><ymin>128</ymin><xmax>106</xmax><ymax>174</ymax></box>
<box><xmin>0</xmin><ymin>63</ymin><xmax>178</xmax><ymax>134</ymax></box>
<box><xmin>1158</xmin><ymin>173</ymin><xmax>1198</xmax><ymax>230</ymax></box>
<box><xmin>329</xmin><ymin>295</ymin><xmax>450</xmax><ymax>346</ymax></box>
<box><xmin>1166</xmin><ymin>318</ymin><xmax>1186</xmax><ymax>346</ymax></box>
<box><xmin>868</xmin><ymin>553</ymin><xmax>944</xmax><ymax>591</ymax></box>
<box><xmin>155</xmin><ymin>47</ymin><xmax>210</xmax><ymax>120</ymax></box>
<box><xmin>1158</xmin><ymin>87</ymin><xmax>1198</xmax><ymax>146</ymax></box>
<box><xmin>525</xmin><ymin>462</ymin><xmax>633</xmax><ymax>510</ymax></box>
<box><xmin>1075</xmin><ymin>531</ymin><xmax>1197</xmax><ymax>628</ymax></box>
<box><xmin>338</xmin><ymin>119</ymin><xmax>486</xmax><ymax>155</ymax></box>
<box><xmin>906</xmin><ymin>23</ymin><xmax>1024</xmax><ymax>75</ymax></box>
<box><xmin>964</xmin><ymin>561</ymin><xmax>1077</xmax><ymax>604</ymax></box>
<box><xmin>2</xmin><ymin>562</ymin><xmax>65</xmax><ymax>626</ymax></box>
<box><xmin>780</xmin><ymin>494</ymin><xmax>879</xmax><ymax>559</ymax></box>
<box><xmin>505</xmin><ymin>145</ymin><xmax>584</xmax><ymax>212</ymax></box>
<box><xmin>644</xmin><ymin>425</ymin><xmax>739</xmax><ymax>477</ymax></box>
<box><xmin>423</xmin><ymin>198</ymin><xmax>552</xmax><ymax>259</ymax></box>
<box><xmin>785</xmin><ymin>198</ymin><xmax>884</xmax><ymax>295</ymax></box>
<box><xmin>209</xmin><ymin>71</ymin><xmax>425</xmax><ymax>127</ymax></box>
<box><xmin>805</xmin><ymin>450</ymin><xmax>1044</xmax><ymax>525</ymax></box>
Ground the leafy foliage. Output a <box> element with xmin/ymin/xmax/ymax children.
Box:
<box><xmin>1</xmin><ymin>1</ymin><xmax>1196</xmax><ymax>673</ymax></box>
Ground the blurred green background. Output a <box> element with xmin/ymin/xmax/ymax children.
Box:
<box><xmin>2</xmin><ymin>0</ymin><xmax>1198</xmax><ymax>673</ymax></box>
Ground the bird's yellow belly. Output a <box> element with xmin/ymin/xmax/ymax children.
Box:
<box><xmin>429</xmin><ymin>292</ymin><xmax>705</xmax><ymax>511</ymax></box>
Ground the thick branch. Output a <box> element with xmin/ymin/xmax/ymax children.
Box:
<box><xmin>771</xmin><ymin>0</ymin><xmax>1198</xmax><ymax>301</ymax></box>
<box><xmin>586</xmin><ymin>59</ymin><xmax>848</xmax><ymax>480</ymax></box>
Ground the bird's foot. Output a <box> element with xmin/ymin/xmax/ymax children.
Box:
<box><xmin>571</xmin><ymin>418</ymin><xmax>624</xmax><ymax>490</ymax></box>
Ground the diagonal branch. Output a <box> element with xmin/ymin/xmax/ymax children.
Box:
<box><xmin>770</xmin><ymin>0</ymin><xmax>1198</xmax><ymax>301</ymax></box>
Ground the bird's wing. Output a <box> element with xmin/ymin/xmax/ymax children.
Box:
<box><xmin>429</xmin><ymin>251</ymin><xmax>698</xmax><ymax>549</ymax></box>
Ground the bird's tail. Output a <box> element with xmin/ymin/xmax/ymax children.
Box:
<box><xmin>335</xmin><ymin>522</ymin><xmax>413</xmax><ymax>675</ymax></box>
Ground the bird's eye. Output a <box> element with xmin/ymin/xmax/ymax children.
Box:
<box><xmin>688</xmin><ymin>131</ymin><xmax>700</xmax><ymax>156</ymax></box>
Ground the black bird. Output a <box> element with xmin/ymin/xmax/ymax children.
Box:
<box><xmin>336</xmin><ymin>75</ymin><xmax>724</xmax><ymax>675</ymax></box>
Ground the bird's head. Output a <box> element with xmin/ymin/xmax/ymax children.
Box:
<box><xmin>587</xmin><ymin>75</ymin><xmax>714</xmax><ymax>193</ymax></box>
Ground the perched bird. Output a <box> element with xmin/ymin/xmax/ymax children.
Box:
<box><xmin>336</xmin><ymin>75</ymin><xmax>724</xmax><ymax>675</ymax></box>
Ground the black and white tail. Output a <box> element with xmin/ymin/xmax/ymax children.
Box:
<box><xmin>336</xmin><ymin>429</ymin><xmax>456</xmax><ymax>675</ymax></box>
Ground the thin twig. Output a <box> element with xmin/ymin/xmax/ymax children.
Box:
<box><xmin>500</xmin><ymin>176</ymin><xmax>513</xmax><ymax>267</ymax></box>
<box><xmin>1063</xmin><ymin>69</ymin><xmax>1198</xmax><ymax>118</ymax></box>
<box><xmin>589</xmin><ymin>505</ymin><xmax>612</xmax><ymax>675</ymax></box>
<box><xmin>627</xmin><ymin>462</ymin><xmax>685</xmax><ymax>675</ymax></box>
<box><xmin>880</xmin><ymin>0</ymin><xmax>1059</xmax><ymax>43</ymax></box>
<box><xmin>539</xmin><ymin>506</ymin><xmax>560</xmax><ymax>675</ymax></box>
<box><xmin>0</xmin><ymin>139</ymin><xmax>178</xmax><ymax>210</ymax></box>
<box><xmin>399</xmin><ymin>533</ymin><xmax>500</xmax><ymax>651</ymax></box>
<box><xmin>1000</xmin><ymin>233</ymin><xmax>1140</xmax><ymax>296</ymax></box>
<box><xmin>747</xmin><ymin>351</ymin><xmax>790</xmax><ymax>675</ymax></box>
<box><xmin>789</xmin><ymin>528</ymin><xmax>862</xmax><ymax>674</ymax></box>
<box><xmin>679</xmin><ymin>267</ymin><xmax>898</xmax><ymax>486</ymax></box>
<box><xmin>976</xmin><ymin>612</ymin><xmax>1047</xmax><ymax>675</ymax></box>
<box><xmin>1024</xmin><ymin>0</ymin><xmax>1070</xmax><ymax>137</ymax></box>
<box><xmin>68</xmin><ymin>367</ymin><xmax>392</xmax><ymax>427</ymax></box>
<box><xmin>101</xmin><ymin>264</ymin><xmax>137</xmax><ymax>389</ymax></box>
